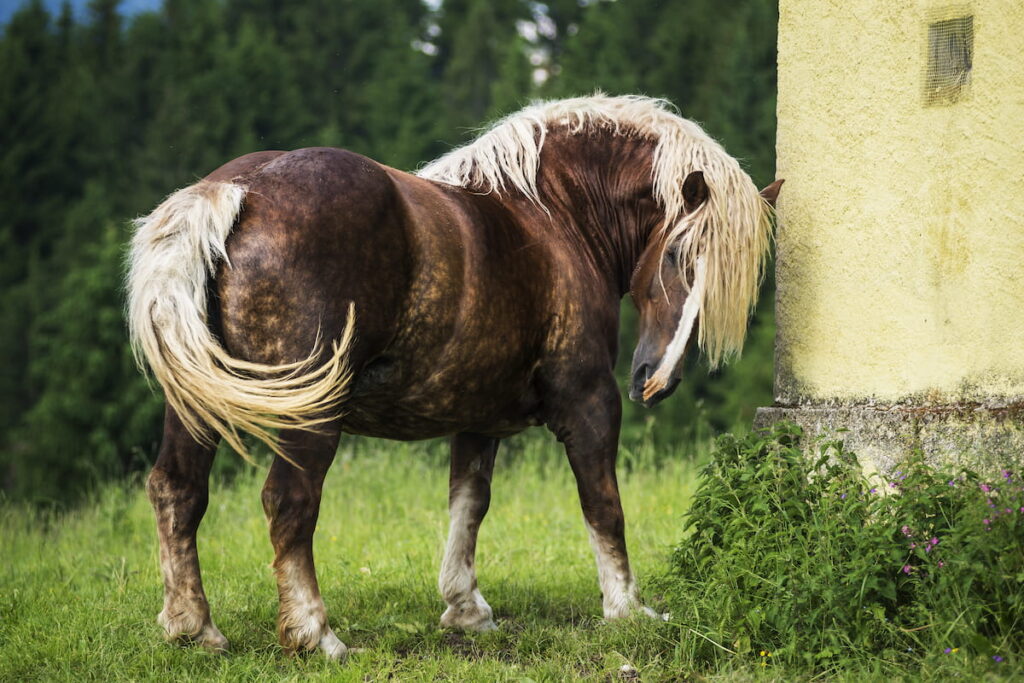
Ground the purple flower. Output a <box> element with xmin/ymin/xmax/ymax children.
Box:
<box><xmin>993</xmin><ymin>655</ymin><xmax>1004</xmax><ymax>663</ymax></box>
<box><xmin>1002</xmin><ymin>470</ymin><xmax>1012</xmax><ymax>479</ymax></box>
<box><xmin>938</xmin><ymin>561</ymin><xmax>945</xmax><ymax>568</ymax></box>
<box><xmin>930</xmin><ymin>537</ymin><xmax>939</xmax><ymax>546</ymax></box>
<box><xmin>870</xmin><ymin>488</ymin><xmax>877</xmax><ymax>494</ymax></box>
<box><xmin>901</xmin><ymin>525</ymin><xmax>912</xmax><ymax>537</ymax></box>
<box><xmin>980</xmin><ymin>483</ymin><xmax>992</xmax><ymax>493</ymax></box>
<box><xmin>948</xmin><ymin>480</ymin><xmax>955</xmax><ymax>486</ymax></box>
<box><xmin>902</xmin><ymin>565</ymin><xmax>912</xmax><ymax>574</ymax></box>
<box><xmin>840</xmin><ymin>493</ymin><xmax>846</xmax><ymax>499</ymax></box>
<box><xmin>944</xmin><ymin>648</ymin><xmax>952</xmax><ymax>654</ymax></box>
<box><xmin>984</xmin><ymin>518</ymin><xmax>991</xmax><ymax>525</ymax></box>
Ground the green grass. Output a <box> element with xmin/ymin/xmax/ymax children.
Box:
<box><xmin>0</xmin><ymin>436</ymin><xmax>701</xmax><ymax>681</ymax></box>
<box><xmin>5</xmin><ymin>430</ymin><xmax>1020</xmax><ymax>681</ymax></box>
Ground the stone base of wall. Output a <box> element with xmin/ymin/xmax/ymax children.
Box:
<box><xmin>754</xmin><ymin>404</ymin><xmax>1024</xmax><ymax>475</ymax></box>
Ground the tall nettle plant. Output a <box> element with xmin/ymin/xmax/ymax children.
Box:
<box><xmin>658</xmin><ymin>422</ymin><xmax>1023</xmax><ymax>674</ymax></box>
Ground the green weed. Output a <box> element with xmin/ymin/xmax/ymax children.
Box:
<box><xmin>658</xmin><ymin>421</ymin><xmax>1024</xmax><ymax>678</ymax></box>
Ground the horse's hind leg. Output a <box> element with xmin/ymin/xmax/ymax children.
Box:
<box><xmin>146</xmin><ymin>407</ymin><xmax>228</xmax><ymax>651</ymax></box>
<box><xmin>261</xmin><ymin>425</ymin><xmax>346</xmax><ymax>659</ymax></box>
<box><xmin>439</xmin><ymin>433</ymin><xmax>499</xmax><ymax>632</ymax></box>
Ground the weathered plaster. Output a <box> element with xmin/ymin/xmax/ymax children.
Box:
<box><xmin>775</xmin><ymin>0</ymin><xmax>1024</xmax><ymax>406</ymax></box>
<box><xmin>754</xmin><ymin>405</ymin><xmax>1024</xmax><ymax>476</ymax></box>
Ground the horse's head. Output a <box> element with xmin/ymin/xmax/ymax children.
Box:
<box><xmin>628</xmin><ymin>171</ymin><xmax>783</xmax><ymax>407</ymax></box>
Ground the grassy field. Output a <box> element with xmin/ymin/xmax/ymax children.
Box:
<box><xmin>0</xmin><ymin>436</ymin><xmax>707</xmax><ymax>681</ymax></box>
<box><xmin>5</xmin><ymin>432</ymin><xmax>1020</xmax><ymax>681</ymax></box>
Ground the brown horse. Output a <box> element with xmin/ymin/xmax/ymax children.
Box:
<box><xmin>128</xmin><ymin>94</ymin><xmax>781</xmax><ymax>658</ymax></box>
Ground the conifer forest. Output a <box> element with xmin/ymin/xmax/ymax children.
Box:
<box><xmin>0</xmin><ymin>0</ymin><xmax>778</xmax><ymax>502</ymax></box>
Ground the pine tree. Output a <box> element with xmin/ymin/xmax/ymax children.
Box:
<box><xmin>0</xmin><ymin>2</ymin><xmax>61</xmax><ymax>460</ymax></box>
<box><xmin>438</xmin><ymin>0</ymin><xmax>530</xmax><ymax>137</ymax></box>
<box><xmin>20</xmin><ymin>209</ymin><xmax>163</xmax><ymax>502</ymax></box>
<box><xmin>0</xmin><ymin>0</ymin><xmax>783</xmax><ymax>499</ymax></box>
<box><xmin>354</xmin><ymin>0</ymin><xmax>445</xmax><ymax>168</ymax></box>
<box><xmin>488</xmin><ymin>34</ymin><xmax>532</xmax><ymax>119</ymax></box>
<box><xmin>553</xmin><ymin>0</ymin><xmax>663</xmax><ymax>97</ymax></box>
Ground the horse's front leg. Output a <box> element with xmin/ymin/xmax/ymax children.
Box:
<box><xmin>438</xmin><ymin>433</ymin><xmax>499</xmax><ymax>631</ymax></box>
<box><xmin>549</xmin><ymin>380</ymin><xmax>654</xmax><ymax>620</ymax></box>
<box><xmin>261</xmin><ymin>426</ymin><xmax>346</xmax><ymax>659</ymax></box>
<box><xmin>147</xmin><ymin>407</ymin><xmax>229</xmax><ymax>651</ymax></box>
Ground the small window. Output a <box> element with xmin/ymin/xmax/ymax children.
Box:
<box><xmin>925</xmin><ymin>15</ymin><xmax>973</xmax><ymax>106</ymax></box>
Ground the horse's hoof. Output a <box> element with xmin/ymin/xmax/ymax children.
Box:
<box><xmin>639</xmin><ymin>605</ymin><xmax>664</xmax><ymax>620</ymax></box>
<box><xmin>317</xmin><ymin>629</ymin><xmax>348</xmax><ymax>660</ymax></box>
<box><xmin>281</xmin><ymin>623</ymin><xmax>348</xmax><ymax>661</ymax></box>
<box><xmin>193</xmin><ymin>624</ymin><xmax>230</xmax><ymax>653</ymax></box>
<box><xmin>158</xmin><ymin>610</ymin><xmax>230</xmax><ymax>652</ymax></box>
<box><xmin>440</xmin><ymin>604</ymin><xmax>497</xmax><ymax>632</ymax></box>
<box><xmin>603</xmin><ymin>604</ymin><xmax>664</xmax><ymax>622</ymax></box>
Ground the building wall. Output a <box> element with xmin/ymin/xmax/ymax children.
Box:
<box><xmin>775</xmin><ymin>0</ymin><xmax>1024</xmax><ymax>406</ymax></box>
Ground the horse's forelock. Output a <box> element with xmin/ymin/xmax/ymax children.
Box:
<box><xmin>657</xmin><ymin>143</ymin><xmax>774</xmax><ymax>369</ymax></box>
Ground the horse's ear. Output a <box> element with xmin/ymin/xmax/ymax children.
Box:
<box><xmin>682</xmin><ymin>171</ymin><xmax>709</xmax><ymax>212</ymax></box>
<box><xmin>760</xmin><ymin>179</ymin><xmax>784</xmax><ymax>208</ymax></box>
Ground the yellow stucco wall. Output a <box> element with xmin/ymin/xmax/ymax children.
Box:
<box><xmin>775</xmin><ymin>0</ymin><xmax>1024</xmax><ymax>405</ymax></box>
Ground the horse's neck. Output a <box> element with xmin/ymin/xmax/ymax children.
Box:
<box><xmin>523</xmin><ymin>130</ymin><xmax>663</xmax><ymax>297</ymax></box>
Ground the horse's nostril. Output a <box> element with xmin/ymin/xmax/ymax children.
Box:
<box><xmin>632</xmin><ymin>363</ymin><xmax>651</xmax><ymax>387</ymax></box>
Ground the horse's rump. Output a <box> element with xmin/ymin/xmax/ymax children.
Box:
<box><xmin>127</xmin><ymin>150</ymin><xmax>372</xmax><ymax>463</ymax></box>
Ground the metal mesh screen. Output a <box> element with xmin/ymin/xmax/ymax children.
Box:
<box><xmin>924</xmin><ymin>14</ymin><xmax>973</xmax><ymax>106</ymax></box>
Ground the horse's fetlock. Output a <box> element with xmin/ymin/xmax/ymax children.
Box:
<box><xmin>158</xmin><ymin>598</ymin><xmax>219</xmax><ymax>643</ymax></box>
<box><xmin>278</xmin><ymin>611</ymin><xmax>328</xmax><ymax>652</ymax></box>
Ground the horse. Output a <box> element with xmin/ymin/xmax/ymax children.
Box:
<box><xmin>128</xmin><ymin>94</ymin><xmax>782</xmax><ymax>659</ymax></box>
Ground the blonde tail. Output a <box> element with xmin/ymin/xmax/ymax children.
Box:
<box><xmin>127</xmin><ymin>180</ymin><xmax>355</xmax><ymax>463</ymax></box>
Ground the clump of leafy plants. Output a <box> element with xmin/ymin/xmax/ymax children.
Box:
<box><xmin>657</xmin><ymin>421</ymin><xmax>1024</xmax><ymax>675</ymax></box>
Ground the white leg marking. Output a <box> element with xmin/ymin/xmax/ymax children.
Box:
<box><xmin>438</xmin><ymin>484</ymin><xmax>496</xmax><ymax>631</ymax></box>
<box><xmin>153</xmin><ymin>510</ymin><xmax>229</xmax><ymax>651</ymax></box>
<box><xmin>585</xmin><ymin>521</ymin><xmax>657</xmax><ymax>621</ymax></box>
<box><xmin>277</xmin><ymin>560</ymin><xmax>347</xmax><ymax>659</ymax></box>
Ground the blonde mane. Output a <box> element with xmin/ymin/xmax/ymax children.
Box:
<box><xmin>418</xmin><ymin>93</ymin><xmax>773</xmax><ymax>368</ymax></box>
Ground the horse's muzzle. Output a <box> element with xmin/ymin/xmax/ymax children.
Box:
<box><xmin>628</xmin><ymin>363</ymin><xmax>681</xmax><ymax>408</ymax></box>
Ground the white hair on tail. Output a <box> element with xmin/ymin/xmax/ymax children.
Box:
<box><xmin>127</xmin><ymin>181</ymin><xmax>355</xmax><ymax>463</ymax></box>
<box><xmin>418</xmin><ymin>93</ymin><xmax>773</xmax><ymax>368</ymax></box>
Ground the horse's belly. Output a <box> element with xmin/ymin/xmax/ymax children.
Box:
<box><xmin>341</xmin><ymin>366</ymin><xmax>543</xmax><ymax>440</ymax></box>
<box><xmin>340</xmin><ymin>401</ymin><xmax>543</xmax><ymax>440</ymax></box>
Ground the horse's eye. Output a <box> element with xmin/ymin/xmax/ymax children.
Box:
<box><xmin>664</xmin><ymin>246</ymin><xmax>680</xmax><ymax>267</ymax></box>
